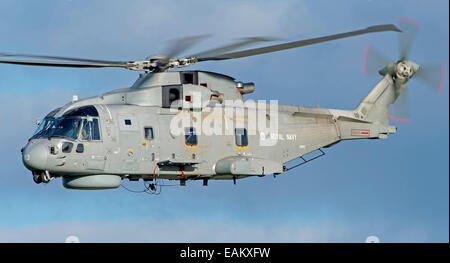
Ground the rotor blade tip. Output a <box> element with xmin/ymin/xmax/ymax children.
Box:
<box><xmin>392</xmin><ymin>26</ymin><xmax>402</xmax><ymax>32</ymax></box>
<box><xmin>386</xmin><ymin>113</ymin><xmax>411</xmax><ymax>123</ymax></box>
<box><xmin>387</xmin><ymin>24</ymin><xmax>402</xmax><ymax>32</ymax></box>
<box><xmin>365</xmin><ymin>24</ymin><xmax>402</xmax><ymax>33</ymax></box>
<box><xmin>439</xmin><ymin>63</ymin><xmax>445</xmax><ymax>95</ymax></box>
<box><xmin>396</xmin><ymin>17</ymin><xmax>421</xmax><ymax>29</ymax></box>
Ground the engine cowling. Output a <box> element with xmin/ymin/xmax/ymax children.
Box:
<box><xmin>235</xmin><ymin>82</ymin><xmax>255</xmax><ymax>95</ymax></box>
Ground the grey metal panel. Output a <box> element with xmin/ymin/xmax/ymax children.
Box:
<box><xmin>124</xmin><ymin>86</ymin><xmax>162</xmax><ymax>106</ymax></box>
<box><xmin>131</xmin><ymin>71</ymin><xmax>181</xmax><ymax>88</ymax></box>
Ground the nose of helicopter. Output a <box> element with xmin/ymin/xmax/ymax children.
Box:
<box><xmin>22</xmin><ymin>142</ymin><xmax>48</xmax><ymax>171</ymax></box>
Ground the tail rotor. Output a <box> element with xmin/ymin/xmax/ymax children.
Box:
<box><xmin>363</xmin><ymin>18</ymin><xmax>445</xmax><ymax>123</ymax></box>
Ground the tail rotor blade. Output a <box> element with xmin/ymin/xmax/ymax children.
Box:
<box><xmin>388</xmin><ymin>88</ymin><xmax>411</xmax><ymax>123</ymax></box>
<box><xmin>396</xmin><ymin>18</ymin><xmax>420</xmax><ymax>59</ymax></box>
<box><xmin>415</xmin><ymin>63</ymin><xmax>445</xmax><ymax>94</ymax></box>
<box><xmin>364</xmin><ymin>43</ymin><xmax>392</xmax><ymax>77</ymax></box>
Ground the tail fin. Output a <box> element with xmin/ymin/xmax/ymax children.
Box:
<box><xmin>354</xmin><ymin>74</ymin><xmax>397</xmax><ymax>125</ymax></box>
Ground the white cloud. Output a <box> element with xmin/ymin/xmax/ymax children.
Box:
<box><xmin>1</xmin><ymin>217</ymin><xmax>438</xmax><ymax>243</ymax></box>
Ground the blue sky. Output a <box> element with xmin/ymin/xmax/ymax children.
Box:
<box><xmin>0</xmin><ymin>0</ymin><xmax>448</xmax><ymax>242</ymax></box>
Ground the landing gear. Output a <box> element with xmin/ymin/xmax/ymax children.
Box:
<box><xmin>40</xmin><ymin>171</ymin><xmax>52</xmax><ymax>183</ymax></box>
<box><xmin>148</xmin><ymin>183</ymin><xmax>156</xmax><ymax>192</ymax></box>
<box><xmin>180</xmin><ymin>179</ymin><xmax>186</xmax><ymax>186</ymax></box>
<box><xmin>32</xmin><ymin>171</ymin><xmax>52</xmax><ymax>184</ymax></box>
<box><xmin>33</xmin><ymin>172</ymin><xmax>42</xmax><ymax>184</ymax></box>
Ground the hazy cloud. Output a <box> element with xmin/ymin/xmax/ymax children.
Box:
<box><xmin>0</xmin><ymin>219</ymin><xmax>359</xmax><ymax>243</ymax></box>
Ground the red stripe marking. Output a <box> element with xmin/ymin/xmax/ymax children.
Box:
<box><xmin>439</xmin><ymin>63</ymin><xmax>445</xmax><ymax>95</ymax></box>
<box><xmin>351</xmin><ymin>129</ymin><xmax>371</xmax><ymax>137</ymax></box>
<box><xmin>396</xmin><ymin>17</ymin><xmax>421</xmax><ymax>29</ymax></box>
<box><xmin>385</xmin><ymin>113</ymin><xmax>411</xmax><ymax>123</ymax></box>
<box><xmin>178</xmin><ymin>170</ymin><xmax>184</xmax><ymax>179</ymax></box>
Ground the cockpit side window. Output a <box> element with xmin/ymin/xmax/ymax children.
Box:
<box><xmin>92</xmin><ymin>119</ymin><xmax>100</xmax><ymax>140</ymax></box>
<box><xmin>80</xmin><ymin>118</ymin><xmax>101</xmax><ymax>141</ymax></box>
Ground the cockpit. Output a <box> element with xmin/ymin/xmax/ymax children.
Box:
<box><xmin>31</xmin><ymin>106</ymin><xmax>101</xmax><ymax>141</ymax></box>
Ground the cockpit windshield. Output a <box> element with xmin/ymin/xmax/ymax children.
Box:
<box><xmin>31</xmin><ymin>117</ymin><xmax>55</xmax><ymax>139</ymax></box>
<box><xmin>51</xmin><ymin>118</ymin><xmax>82</xmax><ymax>140</ymax></box>
<box><xmin>31</xmin><ymin>106</ymin><xmax>101</xmax><ymax>141</ymax></box>
<box><xmin>31</xmin><ymin>117</ymin><xmax>82</xmax><ymax>140</ymax></box>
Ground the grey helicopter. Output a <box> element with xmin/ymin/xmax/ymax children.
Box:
<box><xmin>1</xmin><ymin>20</ymin><xmax>441</xmax><ymax>192</ymax></box>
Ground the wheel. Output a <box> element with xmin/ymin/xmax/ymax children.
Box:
<box><xmin>33</xmin><ymin>173</ymin><xmax>42</xmax><ymax>184</ymax></box>
<box><xmin>40</xmin><ymin>172</ymin><xmax>51</xmax><ymax>183</ymax></box>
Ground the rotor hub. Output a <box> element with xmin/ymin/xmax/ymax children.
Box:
<box><xmin>396</xmin><ymin>61</ymin><xmax>413</xmax><ymax>79</ymax></box>
<box><xmin>395</xmin><ymin>60</ymin><xmax>419</xmax><ymax>80</ymax></box>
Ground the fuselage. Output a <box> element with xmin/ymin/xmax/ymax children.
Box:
<box><xmin>21</xmin><ymin>70</ymin><xmax>397</xmax><ymax>189</ymax></box>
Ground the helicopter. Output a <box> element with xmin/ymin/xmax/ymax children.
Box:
<box><xmin>1</xmin><ymin>20</ymin><xmax>441</xmax><ymax>191</ymax></box>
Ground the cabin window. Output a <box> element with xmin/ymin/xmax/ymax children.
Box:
<box><xmin>181</xmin><ymin>72</ymin><xmax>198</xmax><ymax>85</ymax></box>
<box><xmin>80</xmin><ymin>118</ymin><xmax>101</xmax><ymax>141</ymax></box>
<box><xmin>162</xmin><ymin>85</ymin><xmax>183</xmax><ymax>108</ymax></box>
<box><xmin>183</xmin><ymin>73</ymin><xmax>194</xmax><ymax>84</ymax></box>
<box><xmin>144</xmin><ymin>127</ymin><xmax>154</xmax><ymax>140</ymax></box>
<box><xmin>124</xmin><ymin>119</ymin><xmax>132</xmax><ymax>125</ymax></box>
<box><xmin>180</xmin><ymin>72</ymin><xmax>198</xmax><ymax>85</ymax></box>
<box><xmin>169</xmin><ymin>89</ymin><xmax>180</xmax><ymax>105</ymax></box>
<box><xmin>185</xmin><ymin>127</ymin><xmax>197</xmax><ymax>146</ymax></box>
<box><xmin>235</xmin><ymin>128</ymin><xmax>248</xmax><ymax>146</ymax></box>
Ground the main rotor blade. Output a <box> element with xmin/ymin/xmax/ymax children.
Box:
<box><xmin>0</xmin><ymin>53</ymin><xmax>127</xmax><ymax>64</ymax></box>
<box><xmin>0</xmin><ymin>59</ymin><xmax>127</xmax><ymax>68</ymax></box>
<box><xmin>165</xmin><ymin>35</ymin><xmax>210</xmax><ymax>59</ymax></box>
<box><xmin>197</xmin><ymin>24</ymin><xmax>401</xmax><ymax>61</ymax></box>
<box><xmin>190</xmin><ymin>37</ymin><xmax>276</xmax><ymax>59</ymax></box>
